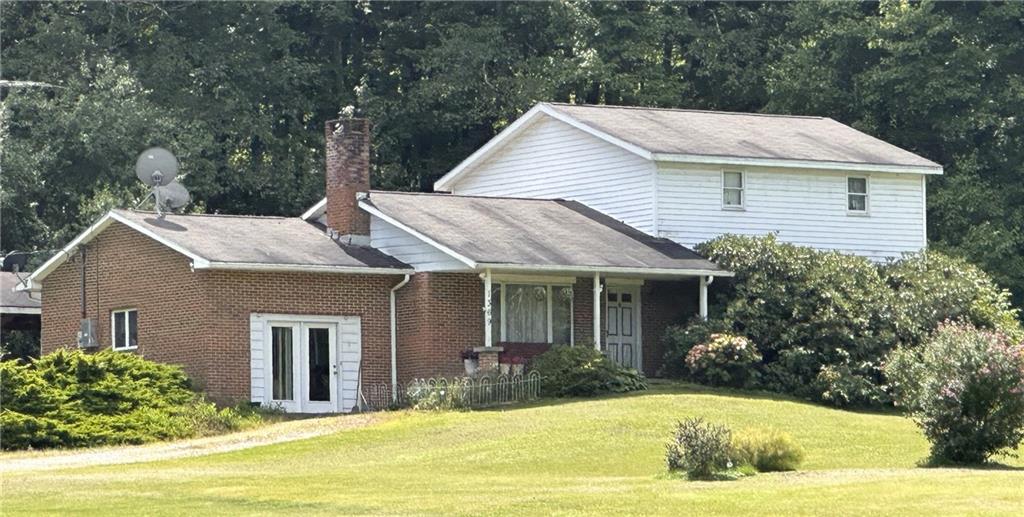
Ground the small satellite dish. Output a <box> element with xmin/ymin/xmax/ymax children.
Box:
<box><xmin>135</xmin><ymin>147</ymin><xmax>178</xmax><ymax>187</ymax></box>
<box><xmin>133</xmin><ymin>147</ymin><xmax>188</xmax><ymax>217</ymax></box>
<box><xmin>156</xmin><ymin>180</ymin><xmax>191</xmax><ymax>209</ymax></box>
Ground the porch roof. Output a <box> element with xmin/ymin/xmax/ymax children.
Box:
<box><xmin>359</xmin><ymin>191</ymin><xmax>729</xmax><ymax>277</ymax></box>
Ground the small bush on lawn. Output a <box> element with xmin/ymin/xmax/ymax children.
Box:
<box><xmin>405</xmin><ymin>379</ymin><xmax>471</xmax><ymax>411</ymax></box>
<box><xmin>531</xmin><ymin>345</ymin><xmax>647</xmax><ymax>398</ymax></box>
<box><xmin>732</xmin><ymin>428</ymin><xmax>804</xmax><ymax>472</ymax></box>
<box><xmin>885</xmin><ymin>321</ymin><xmax>1024</xmax><ymax>464</ymax></box>
<box><xmin>666</xmin><ymin>417</ymin><xmax>735</xmax><ymax>480</ymax></box>
<box><xmin>0</xmin><ymin>349</ymin><xmax>261</xmax><ymax>450</ymax></box>
<box><xmin>685</xmin><ymin>333</ymin><xmax>761</xmax><ymax>388</ymax></box>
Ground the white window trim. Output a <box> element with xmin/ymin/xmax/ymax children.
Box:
<box><xmin>722</xmin><ymin>170</ymin><xmax>745</xmax><ymax>210</ymax></box>
<box><xmin>110</xmin><ymin>308</ymin><xmax>138</xmax><ymax>351</ymax></box>
<box><xmin>847</xmin><ymin>175</ymin><xmax>870</xmax><ymax>215</ymax></box>
<box><xmin>493</xmin><ymin>282</ymin><xmax>574</xmax><ymax>345</ymax></box>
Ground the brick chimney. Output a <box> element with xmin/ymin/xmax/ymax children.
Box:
<box><xmin>324</xmin><ymin>118</ymin><xmax>371</xmax><ymax>244</ymax></box>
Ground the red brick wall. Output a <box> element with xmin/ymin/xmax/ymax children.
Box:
<box><xmin>201</xmin><ymin>271</ymin><xmax>402</xmax><ymax>402</ymax></box>
<box><xmin>395</xmin><ymin>272</ymin><xmax>483</xmax><ymax>382</ymax></box>
<box><xmin>40</xmin><ymin>222</ymin><xmax>210</xmax><ymax>386</ymax></box>
<box><xmin>642</xmin><ymin>279</ymin><xmax>699</xmax><ymax>376</ymax></box>
<box><xmin>40</xmin><ymin>221</ymin><xmax>404</xmax><ymax>404</ymax></box>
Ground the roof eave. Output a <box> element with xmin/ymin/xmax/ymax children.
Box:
<box><xmin>651</xmin><ymin>153</ymin><xmax>944</xmax><ymax>175</ymax></box>
<box><xmin>197</xmin><ymin>261</ymin><xmax>414</xmax><ymax>275</ymax></box>
<box><xmin>478</xmin><ymin>263</ymin><xmax>734</xmax><ymax>278</ymax></box>
<box><xmin>300</xmin><ymin>198</ymin><xmax>327</xmax><ymax>221</ymax></box>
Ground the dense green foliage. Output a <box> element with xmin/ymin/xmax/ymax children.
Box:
<box><xmin>885</xmin><ymin>322</ymin><xmax>1024</xmax><ymax>464</ymax></box>
<box><xmin>665</xmin><ymin>417</ymin><xmax>735</xmax><ymax>480</ymax></box>
<box><xmin>684</xmin><ymin>333</ymin><xmax>761</xmax><ymax>388</ymax></box>
<box><xmin>0</xmin><ymin>349</ymin><xmax>260</xmax><ymax>450</ymax></box>
<box><xmin>662</xmin><ymin>235</ymin><xmax>1021</xmax><ymax>407</ymax></box>
<box><xmin>2</xmin><ymin>2</ymin><xmax>1024</xmax><ymax>309</ymax></box>
<box><xmin>1</xmin><ymin>329</ymin><xmax>40</xmax><ymax>362</ymax></box>
<box><xmin>731</xmin><ymin>428</ymin><xmax>804</xmax><ymax>472</ymax></box>
<box><xmin>531</xmin><ymin>345</ymin><xmax>647</xmax><ymax>398</ymax></box>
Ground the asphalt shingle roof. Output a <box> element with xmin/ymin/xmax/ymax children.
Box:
<box><xmin>1</xmin><ymin>272</ymin><xmax>40</xmax><ymax>310</ymax></box>
<box><xmin>545</xmin><ymin>103</ymin><xmax>941</xmax><ymax>169</ymax></box>
<box><xmin>363</xmin><ymin>192</ymin><xmax>724</xmax><ymax>274</ymax></box>
<box><xmin>112</xmin><ymin>210</ymin><xmax>409</xmax><ymax>271</ymax></box>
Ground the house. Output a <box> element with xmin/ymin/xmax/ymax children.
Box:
<box><xmin>22</xmin><ymin>104</ymin><xmax>940</xmax><ymax>413</ymax></box>
<box><xmin>1</xmin><ymin>271</ymin><xmax>42</xmax><ymax>358</ymax></box>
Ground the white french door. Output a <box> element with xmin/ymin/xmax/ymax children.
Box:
<box><xmin>605</xmin><ymin>286</ymin><xmax>640</xmax><ymax>370</ymax></box>
<box><xmin>268</xmin><ymin>321</ymin><xmax>339</xmax><ymax>413</ymax></box>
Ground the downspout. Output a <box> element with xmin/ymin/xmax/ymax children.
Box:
<box><xmin>389</xmin><ymin>274</ymin><xmax>411</xmax><ymax>402</ymax></box>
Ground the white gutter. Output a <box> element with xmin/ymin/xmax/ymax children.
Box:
<box><xmin>653</xmin><ymin>153</ymin><xmax>943</xmax><ymax>175</ymax></box>
<box><xmin>479</xmin><ymin>263</ymin><xmax>734</xmax><ymax>278</ymax></box>
<box><xmin>389</xmin><ymin>274</ymin><xmax>411</xmax><ymax>401</ymax></box>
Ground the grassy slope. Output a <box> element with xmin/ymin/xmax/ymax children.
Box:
<box><xmin>3</xmin><ymin>383</ymin><xmax>1022</xmax><ymax>516</ymax></box>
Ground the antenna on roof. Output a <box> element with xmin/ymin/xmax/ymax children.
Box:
<box><xmin>134</xmin><ymin>147</ymin><xmax>188</xmax><ymax>217</ymax></box>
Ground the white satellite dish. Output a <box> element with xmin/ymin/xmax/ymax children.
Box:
<box><xmin>135</xmin><ymin>147</ymin><xmax>178</xmax><ymax>186</ymax></box>
<box><xmin>134</xmin><ymin>147</ymin><xmax>187</xmax><ymax>217</ymax></box>
<box><xmin>156</xmin><ymin>180</ymin><xmax>191</xmax><ymax>209</ymax></box>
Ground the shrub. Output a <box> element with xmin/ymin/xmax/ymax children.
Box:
<box><xmin>0</xmin><ymin>349</ymin><xmax>262</xmax><ymax>450</ymax></box>
<box><xmin>405</xmin><ymin>378</ymin><xmax>472</xmax><ymax>411</ymax></box>
<box><xmin>682</xmin><ymin>234</ymin><xmax>1023</xmax><ymax>408</ymax></box>
<box><xmin>885</xmin><ymin>321</ymin><xmax>1024</xmax><ymax>464</ymax></box>
<box><xmin>666</xmin><ymin>417</ymin><xmax>734</xmax><ymax>480</ymax></box>
<box><xmin>659</xmin><ymin>318</ymin><xmax>732</xmax><ymax>378</ymax></box>
<box><xmin>685</xmin><ymin>333</ymin><xmax>761</xmax><ymax>388</ymax></box>
<box><xmin>731</xmin><ymin>428</ymin><xmax>804</xmax><ymax>472</ymax></box>
<box><xmin>531</xmin><ymin>345</ymin><xmax>647</xmax><ymax>398</ymax></box>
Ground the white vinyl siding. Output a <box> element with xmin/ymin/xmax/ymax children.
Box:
<box><xmin>449</xmin><ymin>115</ymin><xmax>657</xmax><ymax>234</ymax></box>
<box><xmin>656</xmin><ymin>165</ymin><xmax>926</xmax><ymax>261</ymax></box>
<box><xmin>369</xmin><ymin>215</ymin><xmax>470</xmax><ymax>271</ymax></box>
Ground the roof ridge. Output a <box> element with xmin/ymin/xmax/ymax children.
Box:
<box><xmin>369</xmin><ymin>190</ymin><xmax>565</xmax><ymax>204</ymax></box>
<box><xmin>119</xmin><ymin>209</ymin><xmax>292</xmax><ymax>220</ymax></box>
<box><xmin>544</xmin><ymin>102</ymin><xmax>825</xmax><ymax>120</ymax></box>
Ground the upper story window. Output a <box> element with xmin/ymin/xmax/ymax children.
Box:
<box><xmin>490</xmin><ymin>283</ymin><xmax>573</xmax><ymax>345</ymax></box>
<box><xmin>111</xmin><ymin>309</ymin><xmax>138</xmax><ymax>351</ymax></box>
<box><xmin>847</xmin><ymin>177</ymin><xmax>869</xmax><ymax>213</ymax></box>
<box><xmin>722</xmin><ymin>171</ymin><xmax>744</xmax><ymax>209</ymax></box>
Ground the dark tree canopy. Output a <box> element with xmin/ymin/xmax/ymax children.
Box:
<box><xmin>2</xmin><ymin>1</ymin><xmax>1022</xmax><ymax>312</ymax></box>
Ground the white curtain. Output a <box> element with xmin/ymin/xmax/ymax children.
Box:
<box><xmin>506</xmin><ymin>284</ymin><xmax>548</xmax><ymax>343</ymax></box>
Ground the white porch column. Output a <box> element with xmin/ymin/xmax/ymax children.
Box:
<box><xmin>699</xmin><ymin>275</ymin><xmax>711</xmax><ymax>320</ymax></box>
<box><xmin>593</xmin><ymin>272</ymin><xmax>602</xmax><ymax>350</ymax></box>
<box><xmin>483</xmin><ymin>268</ymin><xmax>493</xmax><ymax>347</ymax></box>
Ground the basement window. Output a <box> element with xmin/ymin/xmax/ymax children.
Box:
<box><xmin>111</xmin><ymin>309</ymin><xmax>138</xmax><ymax>351</ymax></box>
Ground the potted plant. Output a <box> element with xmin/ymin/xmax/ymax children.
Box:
<box><xmin>461</xmin><ymin>349</ymin><xmax>479</xmax><ymax>375</ymax></box>
<box><xmin>498</xmin><ymin>354</ymin><xmax>512</xmax><ymax>375</ymax></box>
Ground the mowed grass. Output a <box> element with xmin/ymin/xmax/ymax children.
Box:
<box><xmin>3</xmin><ymin>382</ymin><xmax>1022</xmax><ymax>516</ymax></box>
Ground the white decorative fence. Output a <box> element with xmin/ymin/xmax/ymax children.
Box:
<box><xmin>360</xmin><ymin>371</ymin><xmax>542</xmax><ymax>411</ymax></box>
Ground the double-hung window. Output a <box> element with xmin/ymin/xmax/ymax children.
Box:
<box><xmin>722</xmin><ymin>171</ymin><xmax>744</xmax><ymax>209</ymax></box>
<box><xmin>490</xmin><ymin>283</ymin><xmax>573</xmax><ymax>345</ymax></box>
<box><xmin>111</xmin><ymin>309</ymin><xmax>138</xmax><ymax>351</ymax></box>
<box><xmin>847</xmin><ymin>176</ymin><xmax>869</xmax><ymax>213</ymax></box>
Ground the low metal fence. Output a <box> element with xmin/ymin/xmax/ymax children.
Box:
<box><xmin>360</xmin><ymin>371</ymin><xmax>542</xmax><ymax>411</ymax></box>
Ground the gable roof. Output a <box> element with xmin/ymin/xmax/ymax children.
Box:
<box><xmin>359</xmin><ymin>191</ymin><xmax>728</xmax><ymax>277</ymax></box>
<box><xmin>22</xmin><ymin>210</ymin><xmax>412</xmax><ymax>291</ymax></box>
<box><xmin>1</xmin><ymin>272</ymin><xmax>40</xmax><ymax>314</ymax></box>
<box><xmin>433</xmin><ymin>102</ymin><xmax>942</xmax><ymax>191</ymax></box>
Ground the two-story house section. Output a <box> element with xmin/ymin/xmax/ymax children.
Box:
<box><xmin>433</xmin><ymin>103</ymin><xmax>944</xmax><ymax>260</ymax></box>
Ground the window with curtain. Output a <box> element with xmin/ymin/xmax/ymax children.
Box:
<box><xmin>495</xmin><ymin>283</ymin><xmax>573</xmax><ymax>344</ymax></box>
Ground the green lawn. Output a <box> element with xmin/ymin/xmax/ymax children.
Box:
<box><xmin>3</xmin><ymin>382</ymin><xmax>1023</xmax><ymax>515</ymax></box>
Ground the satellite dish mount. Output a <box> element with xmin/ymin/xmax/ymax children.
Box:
<box><xmin>134</xmin><ymin>147</ymin><xmax>188</xmax><ymax>216</ymax></box>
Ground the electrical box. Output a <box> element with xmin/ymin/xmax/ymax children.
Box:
<box><xmin>78</xmin><ymin>318</ymin><xmax>98</xmax><ymax>349</ymax></box>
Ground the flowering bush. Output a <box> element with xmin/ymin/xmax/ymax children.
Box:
<box><xmin>666</xmin><ymin>417</ymin><xmax>735</xmax><ymax>480</ymax></box>
<box><xmin>685</xmin><ymin>333</ymin><xmax>761</xmax><ymax>388</ymax></box>
<box><xmin>885</xmin><ymin>321</ymin><xmax>1024</xmax><ymax>464</ymax></box>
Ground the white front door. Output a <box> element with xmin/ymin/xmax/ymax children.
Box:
<box><xmin>605</xmin><ymin>286</ymin><xmax>640</xmax><ymax>369</ymax></box>
<box><xmin>267</xmin><ymin>321</ymin><xmax>339</xmax><ymax>413</ymax></box>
